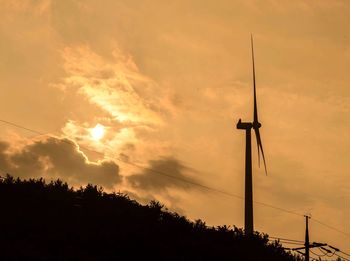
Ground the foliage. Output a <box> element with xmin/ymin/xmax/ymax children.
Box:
<box><xmin>0</xmin><ymin>175</ymin><xmax>303</xmax><ymax>260</ymax></box>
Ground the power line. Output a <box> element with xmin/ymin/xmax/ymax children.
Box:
<box><xmin>310</xmin><ymin>249</ymin><xmax>325</xmax><ymax>257</ymax></box>
<box><xmin>270</xmin><ymin>241</ymin><xmax>304</xmax><ymax>246</ymax></box>
<box><xmin>340</xmin><ymin>251</ymin><xmax>350</xmax><ymax>257</ymax></box>
<box><xmin>276</xmin><ymin>241</ymin><xmax>304</xmax><ymax>246</ymax></box>
<box><xmin>0</xmin><ymin>118</ymin><xmax>306</xmax><ymax>217</ymax></box>
<box><xmin>268</xmin><ymin>236</ymin><xmax>305</xmax><ymax>247</ymax></box>
<box><xmin>1</xmin><ymin>118</ymin><xmax>225</xmax><ymax>194</ymax></box>
<box><xmin>269</xmin><ymin>236</ymin><xmax>304</xmax><ymax>243</ymax></box>
<box><xmin>118</xmin><ymin>158</ymin><xmax>305</xmax><ymax>216</ymax></box>
<box><xmin>1</xmin><ymin>118</ymin><xmax>235</xmax><ymax>196</ymax></box>
<box><xmin>254</xmin><ymin>201</ymin><xmax>303</xmax><ymax>217</ymax></box>
<box><xmin>318</xmin><ymin>247</ymin><xmax>335</xmax><ymax>257</ymax></box>
<box><xmin>1</xmin><ymin>118</ymin><xmax>350</xmax><ymax>248</ymax></box>
<box><xmin>335</xmin><ymin>253</ymin><xmax>350</xmax><ymax>261</ymax></box>
<box><xmin>312</xmin><ymin>218</ymin><xmax>350</xmax><ymax>238</ymax></box>
<box><xmin>115</xmin><ymin>158</ymin><xmax>239</xmax><ymax>197</ymax></box>
<box><xmin>0</xmin><ymin>119</ymin><xmax>45</xmax><ymax>136</ymax></box>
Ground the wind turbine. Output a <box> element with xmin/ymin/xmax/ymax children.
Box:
<box><xmin>236</xmin><ymin>35</ymin><xmax>267</xmax><ymax>236</ymax></box>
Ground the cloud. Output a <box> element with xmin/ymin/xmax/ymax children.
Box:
<box><xmin>0</xmin><ymin>137</ymin><xmax>121</xmax><ymax>189</ymax></box>
<box><xmin>57</xmin><ymin>44</ymin><xmax>178</xmax><ymax>168</ymax></box>
<box><xmin>125</xmin><ymin>156</ymin><xmax>200</xmax><ymax>215</ymax></box>
<box><xmin>127</xmin><ymin>157</ymin><xmax>198</xmax><ymax>191</ymax></box>
<box><xmin>61</xmin><ymin>45</ymin><xmax>165</xmax><ymax>125</ymax></box>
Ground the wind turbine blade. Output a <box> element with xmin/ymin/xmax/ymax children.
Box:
<box><xmin>251</xmin><ymin>34</ymin><xmax>258</xmax><ymax>124</ymax></box>
<box><xmin>254</xmin><ymin>127</ymin><xmax>267</xmax><ymax>175</ymax></box>
<box><xmin>255</xmin><ymin>128</ymin><xmax>261</xmax><ymax>167</ymax></box>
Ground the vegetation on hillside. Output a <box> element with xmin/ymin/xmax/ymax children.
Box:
<box><xmin>0</xmin><ymin>175</ymin><xmax>302</xmax><ymax>260</ymax></box>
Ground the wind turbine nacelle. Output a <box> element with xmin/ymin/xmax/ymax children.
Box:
<box><xmin>237</xmin><ymin>119</ymin><xmax>253</xmax><ymax>130</ymax></box>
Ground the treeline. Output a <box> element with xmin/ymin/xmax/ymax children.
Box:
<box><xmin>0</xmin><ymin>175</ymin><xmax>302</xmax><ymax>260</ymax></box>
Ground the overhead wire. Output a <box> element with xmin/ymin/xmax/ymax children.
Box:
<box><xmin>276</xmin><ymin>241</ymin><xmax>304</xmax><ymax>246</ymax></box>
<box><xmin>334</xmin><ymin>253</ymin><xmax>350</xmax><ymax>261</ymax></box>
<box><xmin>310</xmin><ymin>249</ymin><xmax>324</xmax><ymax>257</ymax></box>
<box><xmin>253</xmin><ymin>201</ymin><xmax>303</xmax><ymax>217</ymax></box>
<box><xmin>312</xmin><ymin>218</ymin><xmax>350</xmax><ymax>238</ymax></box>
<box><xmin>268</xmin><ymin>236</ymin><xmax>304</xmax><ymax>243</ymax></box>
<box><xmin>268</xmin><ymin>238</ymin><xmax>304</xmax><ymax>247</ymax></box>
<box><xmin>0</xmin><ymin>119</ymin><xmax>222</xmax><ymax>194</ymax></box>
<box><xmin>0</xmin><ymin>119</ymin><xmax>45</xmax><ymax>136</ymax></box>
<box><xmin>0</xmin><ymin>118</ymin><xmax>305</xmax><ymax>217</ymax></box>
<box><xmin>1</xmin><ymin>118</ymin><xmax>350</xmax><ymax>251</ymax></box>
<box><xmin>318</xmin><ymin>247</ymin><xmax>335</xmax><ymax>257</ymax></box>
<box><xmin>114</xmin><ymin>158</ymin><xmax>240</xmax><ymax>197</ymax></box>
<box><xmin>269</xmin><ymin>240</ymin><xmax>303</xmax><ymax>245</ymax></box>
<box><xmin>340</xmin><ymin>251</ymin><xmax>350</xmax><ymax>257</ymax></box>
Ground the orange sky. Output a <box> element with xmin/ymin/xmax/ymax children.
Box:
<box><xmin>1</xmin><ymin>0</ymin><xmax>350</xmax><ymax>254</ymax></box>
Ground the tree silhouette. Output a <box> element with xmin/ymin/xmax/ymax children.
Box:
<box><xmin>0</xmin><ymin>175</ymin><xmax>302</xmax><ymax>260</ymax></box>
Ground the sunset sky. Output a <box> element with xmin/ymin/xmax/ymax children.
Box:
<box><xmin>1</xmin><ymin>0</ymin><xmax>350</xmax><ymax>254</ymax></box>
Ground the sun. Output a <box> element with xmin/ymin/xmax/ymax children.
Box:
<box><xmin>91</xmin><ymin>124</ymin><xmax>105</xmax><ymax>141</ymax></box>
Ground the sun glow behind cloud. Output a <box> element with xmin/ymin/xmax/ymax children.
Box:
<box><xmin>90</xmin><ymin>124</ymin><xmax>105</xmax><ymax>141</ymax></box>
<box><xmin>58</xmin><ymin>45</ymin><xmax>174</xmax><ymax>167</ymax></box>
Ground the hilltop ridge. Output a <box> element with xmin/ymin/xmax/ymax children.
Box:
<box><xmin>0</xmin><ymin>175</ymin><xmax>302</xmax><ymax>260</ymax></box>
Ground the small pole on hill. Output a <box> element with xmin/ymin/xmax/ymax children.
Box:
<box><xmin>304</xmin><ymin>215</ymin><xmax>310</xmax><ymax>261</ymax></box>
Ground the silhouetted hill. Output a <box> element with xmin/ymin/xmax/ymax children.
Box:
<box><xmin>0</xmin><ymin>176</ymin><xmax>302</xmax><ymax>260</ymax></box>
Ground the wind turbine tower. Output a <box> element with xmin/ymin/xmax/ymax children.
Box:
<box><xmin>236</xmin><ymin>35</ymin><xmax>267</xmax><ymax>235</ymax></box>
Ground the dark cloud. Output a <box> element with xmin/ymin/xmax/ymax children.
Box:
<box><xmin>127</xmin><ymin>157</ymin><xmax>198</xmax><ymax>191</ymax></box>
<box><xmin>0</xmin><ymin>138</ymin><xmax>121</xmax><ymax>189</ymax></box>
<box><xmin>0</xmin><ymin>142</ymin><xmax>12</xmax><ymax>172</ymax></box>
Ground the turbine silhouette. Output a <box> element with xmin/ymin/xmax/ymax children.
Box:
<box><xmin>236</xmin><ymin>35</ymin><xmax>267</xmax><ymax>236</ymax></box>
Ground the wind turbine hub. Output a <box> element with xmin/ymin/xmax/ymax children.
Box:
<box><xmin>253</xmin><ymin>122</ymin><xmax>261</xmax><ymax>129</ymax></box>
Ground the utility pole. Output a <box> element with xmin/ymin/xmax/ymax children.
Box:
<box><xmin>305</xmin><ymin>215</ymin><xmax>310</xmax><ymax>261</ymax></box>
<box><xmin>283</xmin><ymin>216</ymin><xmax>329</xmax><ymax>260</ymax></box>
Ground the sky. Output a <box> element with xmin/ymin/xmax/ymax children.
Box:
<box><xmin>1</xmin><ymin>0</ymin><xmax>350</xmax><ymax>255</ymax></box>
